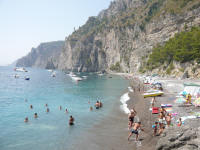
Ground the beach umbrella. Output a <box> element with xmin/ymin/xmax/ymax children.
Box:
<box><xmin>193</xmin><ymin>98</ymin><xmax>200</xmax><ymax>107</ymax></box>
<box><xmin>174</xmin><ymin>97</ymin><xmax>186</xmax><ymax>104</ymax></box>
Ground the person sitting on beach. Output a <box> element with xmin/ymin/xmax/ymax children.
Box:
<box><xmin>165</xmin><ymin>113</ymin><xmax>172</xmax><ymax>127</ymax></box>
<box><xmin>151</xmin><ymin>97</ymin><xmax>156</xmax><ymax>108</ymax></box>
<box><xmin>34</xmin><ymin>113</ymin><xmax>38</xmax><ymax>118</ymax></box>
<box><xmin>30</xmin><ymin>105</ymin><xmax>33</xmax><ymax>109</ymax></box>
<box><xmin>24</xmin><ymin>117</ymin><xmax>29</xmax><ymax>122</ymax></box>
<box><xmin>128</xmin><ymin>108</ymin><xmax>137</xmax><ymax>129</ymax></box>
<box><xmin>59</xmin><ymin>106</ymin><xmax>62</xmax><ymax>110</ymax></box>
<box><xmin>152</xmin><ymin>121</ymin><xmax>158</xmax><ymax>136</ymax></box>
<box><xmin>95</xmin><ymin>101</ymin><xmax>100</xmax><ymax>109</ymax></box>
<box><xmin>46</xmin><ymin>108</ymin><xmax>49</xmax><ymax>112</ymax></box>
<box><xmin>177</xmin><ymin>118</ymin><xmax>182</xmax><ymax>127</ymax></box>
<box><xmin>128</xmin><ymin>122</ymin><xmax>144</xmax><ymax>141</ymax></box>
<box><xmin>69</xmin><ymin>115</ymin><xmax>74</xmax><ymax>126</ymax></box>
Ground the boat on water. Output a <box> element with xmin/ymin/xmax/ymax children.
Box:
<box><xmin>184</xmin><ymin>83</ymin><xmax>200</xmax><ymax>87</ymax></box>
<box><xmin>143</xmin><ymin>90</ymin><xmax>164</xmax><ymax>98</ymax></box>
<box><xmin>71</xmin><ymin>76</ymin><xmax>83</xmax><ymax>81</ymax></box>
<box><xmin>68</xmin><ymin>72</ymin><xmax>76</xmax><ymax>77</ymax></box>
<box><xmin>25</xmin><ymin>76</ymin><xmax>30</xmax><ymax>80</ymax></box>
<box><xmin>14</xmin><ymin>67</ymin><xmax>28</xmax><ymax>72</ymax></box>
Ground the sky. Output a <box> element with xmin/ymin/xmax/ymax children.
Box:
<box><xmin>0</xmin><ymin>0</ymin><xmax>112</xmax><ymax>66</ymax></box>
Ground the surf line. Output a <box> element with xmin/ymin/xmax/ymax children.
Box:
<box><xmin>120</xmin><ymin>92</ymin><xmax>131</xmax><ymax>114</ymax></box>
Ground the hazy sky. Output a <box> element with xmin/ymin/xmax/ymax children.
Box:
<box><xmin>0</xmin><ymin>0</ymin><xmax>112</xmax><ymax>65</ymax></box>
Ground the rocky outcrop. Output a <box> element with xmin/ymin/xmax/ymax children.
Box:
<box><xmin>156</xmin><ymin>126</ymin><xmax>200</xmax><ymax>150</ymax></box>
<box><xmin>57</xmin><ymin>0</ymin><xmax>200</xmax><ymax>73</ymax></box>
<box><xmin>16</xmin><ymin>41</ymin><xmax>64</xmax><ymax>69</ymax></box>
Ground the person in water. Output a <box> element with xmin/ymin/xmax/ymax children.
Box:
<box><xmin>24</xmin><ymin>117</ymin><xmax>29</xmax><ymax>122</ymax></box>
<box><xmin>30</xmin><ymin>105</ymin><xmax>33</xmax><ymax>109</ymax></box>
<box><xmin>66</xmin><ymin>108</ymin><xmax>68</xmax><ymax>113</ymax></box>
<box><xmin>69</xmin><ymin>116</ymin><xmax>74</xmax><ymax>126</ymax></box>
<box><xmin>59</xmin><ymin>106</ymin><xmax>62</xmax><ymax>110</ymax></box>
<box><xmin>99</xmin><ymin>101</ymin><xmax>103</xmax><ymax>108</ymax></box>
<box><xmin>45</xmin><ymin>103</ymin><xmax>48</xmax><ymax>107</ymax></box>
<box><xmin>128</xmin><ymin>122</ymin><xmax>144</xmax><ymax>141</ymax></box>
<box><xmin>34</xmin><ymin>113</ymin><xmax>38</xmax><ymax>118</ymax></box>
<box><xmin>95</xmin><ymin>101</ymin><xmax>100</xmax><ymax>109</ymax></box>
<box><xmin>128</xmin><ymin>108</ymin><xmax>137</xmax><ymax>129</ymax></box>
<box><xmin>90</xmin><ymin>106</ymin><xmax>93</xmax><ymax>111</ymax></box>
<box><xmin>46</xmin><ymin>108</ymin><xmax>49</xmax><ymax>112</ymax></box>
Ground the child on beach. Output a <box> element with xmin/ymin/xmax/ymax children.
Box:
<box><xmin>128</xmin><ymin>122</ymin><xmax>144</xmax><ymax>141</ymax></box>
<box><xmin>152</xmin><ymin>122</ymin><xmax>158</xmax><ymax>136</ymax></box>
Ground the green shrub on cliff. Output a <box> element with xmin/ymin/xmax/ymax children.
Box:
<box><xmin>110</xmin><ymin>62</ymin><xmax>121</xmax><ymax>72</ymax></box>
<box><xmin>146</xmin><ymin>27</ymin><xmax>200</xmax><ymax>70</ymax></box>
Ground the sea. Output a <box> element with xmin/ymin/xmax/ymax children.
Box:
<box><xmin>0</xmin><ymin>66</ymin><xmax>129</xmax><ymax>150</ymax></box>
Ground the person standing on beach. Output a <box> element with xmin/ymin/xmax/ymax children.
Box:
<box><xmin>128</xmin><ymin>122</ymin><xmax>144</xmax><ymax>141</ymax></box>
<box><xmin>151</xmin><ymin>97</ymin><xmax>156</xmax><ymax>108</ymax></box>
<box><xmin>165</xmin><ymin>113</ymin><xmax>172</xmax><ymax>127</ymax></box>
<box><xmin>128</xmin><ymin>108</ymin><xmax>137</xmax><ymax>129</ymax></box>
<box><xmin>158</xmin><ymin>112</ymin><xmax>165</xmax><ymax>135</ymax></box>
<box><xmin>152</xmin><ymin>122</ymin><xmax>158</xmax><ymax>136</ymax></box>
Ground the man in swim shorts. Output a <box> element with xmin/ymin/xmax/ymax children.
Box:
<box><xmin>128</xmin><ymin>122</ymin><xmax>144</xmax><ymax>141</ymax></box>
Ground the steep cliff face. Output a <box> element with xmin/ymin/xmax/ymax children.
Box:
<box><xmin>58</xmin><ymin>0</ymin><xmax>200</xmax><ymax>73</ymax></box>
<box><xmin>16</xmin><ymin>41</ymin><xmax>64</xmax><ymax>69</ymax></box>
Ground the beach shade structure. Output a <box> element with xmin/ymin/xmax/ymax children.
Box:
<box><xmin>174</xmin><ymin>97</ymin><xmax>186</xmax><ymax>104</ymax></box>
<box><xmin>193</xmin><ymin>98</ymin><xmax>200</xmax><ymax>107</ymax></box>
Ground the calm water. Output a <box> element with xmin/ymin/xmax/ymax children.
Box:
<box><xmin>0</xmin><ymin>66</ymin><xmax>128</xmax><ymax>150</ymax></box>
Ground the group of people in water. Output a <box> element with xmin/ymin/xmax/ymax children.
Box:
<box><xmin>24</xmin><ymin>100</ymin><xmax>103</xmax><ymax>126</ymax></box>
<box><xmin>24</xmin><ymin>103</ymin><xmax>74</xmax><ymax>126</ymax></box>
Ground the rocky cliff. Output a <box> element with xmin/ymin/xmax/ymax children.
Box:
<box><xmin>58</xmin><ymin>0</ymin><xmax>200</xmax><ymax>74</ymax></box>
<box><xmin>16</xmin><ymin>41</ymin><xmax>64</xmax><ymax>69</ymax></box>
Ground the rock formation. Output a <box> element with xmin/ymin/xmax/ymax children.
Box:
<box><xmin>16</xmin><ymin>41</ymin><xmax>64</xmax><ymax>69</ymax></box>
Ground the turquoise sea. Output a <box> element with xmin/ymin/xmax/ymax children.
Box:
<box><xmin>0</xmin><ymin>66</ymin><xmax>129</xmax><ymax>150</ymax></box>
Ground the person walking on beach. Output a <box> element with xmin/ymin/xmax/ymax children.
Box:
<box><xmin>165</xmin><ymin>113</ymin><xmax>172</xmax><ymax>127</ymax></box>
<box><xmin>128</xmin><ymin>122</ymin><xmax>144</xmax><ymax>141</ymax></box>
<box><xmin>69</xmin><ymin>116</ymin><xmax>74</xmax><ymax>126</ymax></box>
<box><xmin>128</xmin><ymin>108</ymin><xmax>137</xmax><ymax>129</ymax></box>
<box><xmin>152</xmin><ymin>121</ymin><xmax>158</xmax><ymax>136</ymax></box>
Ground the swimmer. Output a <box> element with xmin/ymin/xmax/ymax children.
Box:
<box><xmin>99</xmin><ymin>101</ymin><xmax>103</xmax><ymax>108</ymax></box>
<box><xmin>69</xmin><ymin>115</ymin><xmax>74</xmax><ymax>126</ymax></box>
<box><xmin>66</xmin><ymin>108</ymin><xmax>68</xmax><ymax>113</ymax></box>
<box><xmin>34</xmin><ymin>113</ymin><xmax>38</xmax><ymax>118</ymax></box>
<box><xmin>90</xmin><ymin>106</ymin><xmax>93</xmax><ymax>111</ymax></box>
<box><xmin>25</xmin><ymin>99</ymin><xmax>28</xmax><ymax>102</ymax></box>
<box><xmin>59</xmin><ymin>106</ymin><xmax>62</xmax><ymax>110</ymax></box>
<box><xmin>46</xmin><ymin>108</ymin><xmax>49</xmax><ymax>112</ymax></box>
<box><xmin>45</xmin><ymin>103</ymin><xmax>48</xmax><ymax>107</ymax></box>
<box><xmin>95</xmin><ymin>101</ymin><xmax>100</xmax><ymax>109</ymax></box>
<box><xmin>24</xmin><ymin>117</ymin><xmax>28</xmax><ymax>122</ymax></box>
<box><xmin>30</xmin><ymin>105</ymin><xmax>33</xmax><ymax>109</ymax></box>
<box><xmin>128</xmin><ymin>122</ymin><xmax>144</xmax><ymax>141</ymax></box>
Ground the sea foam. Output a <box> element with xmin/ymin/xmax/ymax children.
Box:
<box><xmin>120</xmin><ymin>92</ymin><xmax>131</xmax><ymax>114</ymax></box>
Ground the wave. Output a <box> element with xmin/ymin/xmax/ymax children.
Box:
<box><xmin>120</xmin><ymin>92</ymin><xmax>131</xmax><ymax>114</ymax></box>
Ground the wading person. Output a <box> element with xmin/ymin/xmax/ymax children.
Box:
<box><xmin>128</xmin><ymin>122</ymin><xmax>144</xmax><ymax>141</ymax></box>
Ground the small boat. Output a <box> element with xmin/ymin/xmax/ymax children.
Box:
<box><xmin>69</xmin><ymin>72</ymin><xmax>76</xmax><ymax>77</ymax></box>
<box><xmin>72</xmin><ymin>76</ymin><xmax>83</xmax><ymax>81</ymax></box>
<box><xmin>82</xmin><ymin>76</ymin><xmax>87</xmax><ymax>79</ymax></box>
<box><xmin>143</xmin><ymin>90</ymin><xmax>164</xmax><ymax>98</ymax></box>
<box><xmin>14</xmin><ymin>67</ymin><xmax>28</xmax><ymax>72</ymax></box>
<box><xmin>25</xmin><ymin>76</ymin><xmax>30</xmax><ymax>80</ymax></box>
<box><xmin>47</xmin><ymin>69</ymin><xmax>53</xmax><ymax>72</ymax></box>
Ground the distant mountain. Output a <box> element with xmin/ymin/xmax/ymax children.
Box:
<box><xmin>16</xmin><ymin>41</ymin><xmax>64</xmax><ymax>69</ymax></box>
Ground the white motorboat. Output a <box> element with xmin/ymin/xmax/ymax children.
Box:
<box><xmin>14</xmin><ymin>67</ymin><xmax>28</xmax><ymax>72</ymax></box>
<box><xmin>72</xmin><ymin>76</ymin><xmax>83</xmax><ymax>81</ymax></box>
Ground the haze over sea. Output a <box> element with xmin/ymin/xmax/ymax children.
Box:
<box><xmin>0</xmin><ymin>66</ymin><xmax>128</xmax><ymax>150</ymax></box>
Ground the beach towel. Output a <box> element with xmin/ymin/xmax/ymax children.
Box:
<box><xmin>165</xmin><ymin>108</ymin><xmax>173</xmax><ymax>112</ymax></box>
<box><xmin>152</xmin><ymin>107</ymin><xmax>159</xmax><ymax>114</ymax></box>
